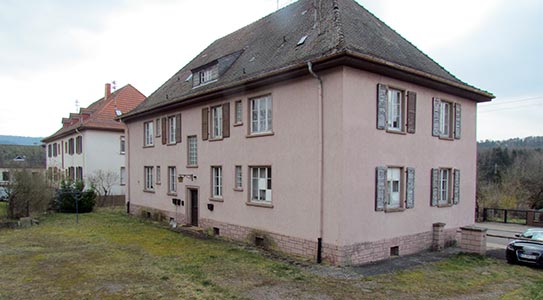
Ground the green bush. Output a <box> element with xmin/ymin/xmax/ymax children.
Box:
<box><xmin>6</xmin><ymin>170</ymin><xmax>54</xmax><ymax>219</ymax></box>
<box><xmin>57</xmin><ymin>180</ymin><xmax>96</xmax><ymax>213</ymax></box>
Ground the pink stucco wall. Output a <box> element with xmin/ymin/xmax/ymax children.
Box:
<box><xmin>126</xmin><ymin>65</ymin><xmax>477</xmax><ymax>253</ymax></box>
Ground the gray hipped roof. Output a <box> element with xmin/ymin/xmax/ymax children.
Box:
<box><xmin>124</xmin><ymin>0</ymin><xmax>493</xmax><ymax>119</ymax></box>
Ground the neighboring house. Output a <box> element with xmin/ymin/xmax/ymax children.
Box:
<box><xmin>43</xmin><ymin>83</ymin><xmax>146</xmax><ymax>196</ymax></box>
<box><xmin>120</xmin><ymin>0</ymin><xmax>493</xmax><ymax>265</ymax></box>
<box><xmin>0</xmin><ymin>145</ymin><xmax>46</xmax><ymax>187</ymax></box>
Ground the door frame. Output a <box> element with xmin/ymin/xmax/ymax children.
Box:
<box><xmin>186</xmin><ymin>186</ymin><xmax>199</xmax><ymax>226</ymax></box>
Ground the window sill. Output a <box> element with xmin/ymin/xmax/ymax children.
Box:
<box><xmin>120</xmin><ymin>152</ymin><xmax>126</xmax><ymax>155</ymax></box>
<box><xmin>120</xmin><ymin>184</ymin><xmax>126</xmax><ymax>186</ymax></box>
<box><xmin>209</xmin><ymin>197</ymin><xmax>224</xmax><ymax>202</ymax></box>
<box><xmin>233</xmin><ymin>122</ymin><xmax>243</xmax><ymax>127</ymax></box>
<box><xmin>233</xmin><ymin>187</ymin><xmax>243</xmax><ymax>192</ymax></box>
<box><xmin>385</xmin><ymin>207</ymin><xmax>405</xmax><ymax>213</ymax></box>
<box><xmin>143</xmin><ymin>189</ymin><xmax>155</xmax><ymax>193</ymax></box>
<box><xmin>209</xmin><ymin>137</ymin><xmax>224</xmax><ymax>142</ymax></box>
<box><xmin>436</xmin><ymin>203</ymin><xmax>453</xmax><ymax>208</ymax></box>
<box><xmin>246</xmin><ymin>132</ymin><xmax>274</xmax><ymax>138</ymax></box>
<box><xmin>385</xmin><ymin>129</ymin><xmax>406</xmax><ymax>135</ymax></box>
<box><xmin>246</xmin><ymin>201</ymin><xmax>273</xmax><ymax>208</ymax></box>
<box><xmin>438</xmin><ymin>136</ymin><xmax>454</xmax><ymax>141</ymax></box>
<box><xmin>143</xmin><ymin>145</ymin><xmax>155</xmax><ymax>148</ymax></box>
<box><xmin>186</xmin><ymin>165</ymin><xmax>198</xmax><ymax>169</ymax></box>
<box><xmin>166</xmin><ymin>142</ymin><xmax>177</xmax><ymax>146</ymax></box>
<box><xmin>167</xmin><ymin>192</ymin><xmax>178</xmax><ymax>196</ymax></box>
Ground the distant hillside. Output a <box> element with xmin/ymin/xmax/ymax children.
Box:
<box><xmin>0</xmin><ymin>144</ymin><xmax>45</xmax><ymax>169</ymax></box>
<box><xmin>0</xmin><ymin>135</ymin><xmax>43</xmax><ymax>146</ymax></box>
<box><xmin>478</xmin><ymin>136</ymin><xmax>543</xmax><ymax>150</ymax></box>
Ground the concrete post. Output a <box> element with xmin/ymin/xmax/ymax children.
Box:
<box><xmin>460</xmin><ymin>226</ymin><xmax>487</xmax><ymax>255</ymax></box>
<box><xmin>432</xmin><ymin>222</ymin><xmax>446</xmax><ymax>251</ymax></box>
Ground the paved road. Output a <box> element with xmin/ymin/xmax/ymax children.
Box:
<box><xmin>476</xmin><ymin>222</ymin><xmax>534</xmax><ymax>249</ymax></box>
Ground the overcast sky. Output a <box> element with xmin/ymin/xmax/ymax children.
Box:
<box><xmin>0</xmin><ymin>0</ymin><xmax>541</xmax><ymax>141</ymax></box>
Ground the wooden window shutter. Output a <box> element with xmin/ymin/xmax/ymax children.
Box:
<box><xmin>202</xmin><ymin>108</ymin><xmax>209</xmax><ymax>141</ymax></box>
<box><xmin>222</xmin><ymin>102</ymin><xmax>230</xmax><ymax>138</ymax></box>
<box><xmin>406</xmin><ymin>91</ymin><xmax>417</xmax><ymax>134</ymax></box>
<box><xmin>375</xmin><ymin>166</ymin><xmax>387</xmax><ymax>211</ymax></box>
<box><xmin>175</xmin><ymin>114</ymin><xmax>182</xmax><ymax>143</ymax></box>
<box><xmin>432</xmin><ymin>98</ymin><xmax>441</xmax><ymax>137</ymax></box>
<box><xmin>431</xmin><ymin>168</ymin><xmax>439</xmax><ymax>206</ymax></box>
<box><xmin>454</xmin><ymin>103</ymin><xmax>462</xmax><ymax>139</ymax></box>
<box><xmin>376</xmin><ymin>84</ymin><xmax>388</xmax><ymax>130</ymax></box>
<box><xmin>406</xmin><ymin>167</ymin><xmax>415</xmax><ymax>209</ymax></box>
<box><xmin>453</xmin><ymin>169</ymin><xmax>460</xmax><ymax>205</ymax></box>
<box><xmin>161</xmin><ymin>118</ymin><xmax>167</xmax><ymax>145</ymax></box>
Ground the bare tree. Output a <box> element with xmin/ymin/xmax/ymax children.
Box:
<box><xmin>88</xmin><ymin>170</ymin><xmax>119</xmax><ymax>206</ymax></box>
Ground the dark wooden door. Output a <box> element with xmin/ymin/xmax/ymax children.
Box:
<box><xmin>190</xmin><ymin>189</ymin><xmax>198</xmax><ymax>226</ymax></box>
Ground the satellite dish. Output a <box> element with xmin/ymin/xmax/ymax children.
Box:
<box><xmin>115</xmin><ymin>109</ymin><xmax>122</xmax><ymax>117</ymax></box>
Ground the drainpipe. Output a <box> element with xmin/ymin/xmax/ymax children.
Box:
<box><xmin>307</xmin><ymin>61</ymin><xmax>324</xmax><ymax>263</ymax></box>
<box><xmin>125</xmin><ymin>125</ymin><xmax>130</xmax><ymax>214</ymax></box>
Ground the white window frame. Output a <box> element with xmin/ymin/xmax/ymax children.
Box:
<box><xmin>168</xmin><ymin>166</ymin><xmax>177</xmax><ymax>194</ymax></box>
<box><xmin>144</xmin><ymin>166</ymin><xmax>154</xmax><ymax>191</ymax></box>
<box><xmin>235</xmin><ymin>100</ymin><xmax>243</xmax><ymax>124</ymax></box>
<box><xmin>168</xmin><ymin>116</ymin><xmax>176</xmax><ymax>144</ymax></box>
<box><xmin>187</xmin><ymin>135</ymin><xmax>198</xmax><ymax>166</ymax></box>
<box><xmin>250</xmin><ymin>95</ymin><xmax>272</xmax><ymax>134</ymax></box>
<box><xmin>212</xmin><ymin>166</ymin><xmax>222</xmax><ymax>198</ymax></box>
<box><xmin>386</xmin><ymin>167</ymin><xmax>403</xmax><ymax>209</ymax></box>
<box><xmin>439</xmin><ymin>101</ymin><xmax>452</xmax><ymax>138</ymax></box>
<box><xmin>250</xmin><ymin>166</ymin><xmax>272</xmax><ymax>203</ymax></box>
<box><xmin>120</xmin><ymin>136</ymin><xmax>126</xmax><ymax>154</ymax></box>
<box><xmin>211</xmin><ymin>105</ymin><xmax>223</xmax><ymax>139</ymax></box>
<box><xmin>156</xmin><ymin>118</ymin><xmax>161</xmax><ymax>137</ymax></box>
<box><xmin>439</xmin><ymin>168</ymin><xmax>451</xmax><ymax>205</ymax></box>
<box><xmin>235</xmin><ymin>165</ymin><xmax>242</xmax><ymax>190</ymax></box>
<box><xmin>144</xmin><ymin>121</ymin><xmax>154</xmax><ymax>146</ymax></box>
<box><xmin>120</xmin><ymin>167</ymin><xmax>126</xmax><ymax>186</ymax></box>
<box><xmin>387</xmin><ymin>88</ymin><xmax>404</xmax><ymax>132</ymax></box>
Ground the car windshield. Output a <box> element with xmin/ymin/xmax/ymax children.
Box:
<box><xmin>522</xmin><ymin>228</ymin><xmax>543</xmax><ymax>238</ymax></box>
<box><xmin>532</xmin><ymin>232</ymin><xmax>543</xmax><ymax>242</ymax></box>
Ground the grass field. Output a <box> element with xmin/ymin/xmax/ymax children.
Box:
<box><xmin>0</xmin><ymin>201</ymin><xmax>7</xmax><ymax>219</ymax></box>
<box><xmin>0</xmin><ymin>208</ymin><xmax>541</xmax><ymax>300</ymax></box>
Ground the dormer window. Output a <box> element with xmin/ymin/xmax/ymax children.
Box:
<box><xmin>192</xmin><ymin>63</ymin><xmax>218</xmax><ymax>88</ymax></box>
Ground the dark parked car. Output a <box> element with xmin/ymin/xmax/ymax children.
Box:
<box><xmin>515</xmin><ymin>228</ymin><xmax>543</xmax><ymax>239</ymax></box>
<box><xmin>506</xmin><ymin>232</ymin><xmax>543</xmax><ymax>267</ymax></box>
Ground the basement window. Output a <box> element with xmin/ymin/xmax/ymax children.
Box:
<box><xmin>390</xmin><ymin>246</ymin><xmax>399</xmax><ymax>256</ymax></box>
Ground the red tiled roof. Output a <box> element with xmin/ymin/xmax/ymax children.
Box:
<box><xmin>42</xmin><ymin>84</ymin><xmax>146</xmax><ymax>142</ymax></box>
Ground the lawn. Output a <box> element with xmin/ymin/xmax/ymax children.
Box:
<box><xmin>0</xmin><ymin>209</ymin><xmax>541</xmax><ymax>300</ymax></box>
<box><xmin>0</xmin><ymin>201</ymin><xmax>6</xmax><ymax>219</ymax></box>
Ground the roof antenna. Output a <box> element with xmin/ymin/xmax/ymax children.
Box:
<box><xmin>112</xmin><ymin>80</ymin><xmax>122</xmax><ymax>117</ymax></box>
<box><xmin>277</xmin><ymin>0</ymin><xmax>279</xmax><ymax>10</ymax></box>
<box><xmin>75</xmin><ymin>99</ymin><xmax>80</xmax><ymax>113</ymax></box>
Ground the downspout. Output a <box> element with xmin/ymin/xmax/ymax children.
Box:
<box><xmin>307</xmin><ymin>61</ymin><xmax>324</xmax><ymax>263</ymax></box>
<box><xmin>126</xmin><ymin>125</ymin><xmax>131</xmax><ymax>214</ymax></box>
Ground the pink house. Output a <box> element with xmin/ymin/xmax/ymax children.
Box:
<box><xmin>121</xmin><ymin>0</ymin><xmax>493</xmax><ymax>265</ymax></box>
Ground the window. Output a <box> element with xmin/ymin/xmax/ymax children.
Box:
<box><xmin>120</xmin><ymin>136</ymin><xmax>126</xmax><ymax>154</ymax></box>
<box><xmin>1</xmin><ymin>171</ymin><xmax>9</xmax><ymax>182</ymax></box>
<box><xmin>431</xmin><ymin>168</ymin><xmax>460</xmax><ymax>207</ymax></box>
<box><xmin>235</xmin><ymin>100</ymin><xmax>242</xmax><ymax>124</ymax></box>
<box><xmin>168</xmin><ymin>166</ymin><xmax>177</xmax><ymax>194</ymax></box>
<box><xmin>144</xmin><ymin>166</ymin><xmax>154</xmax><ymax>191</ymax></box>
<box><xmin>68</xmin><ymin>167</ymin><xmax>75</xmax><ymax>181</ymax></box>
<box><xmin>156</xmin><ymin>166</ymin><xmax>161</xmax><ymax>185</ymax></box>
<box><xmin>120</xmin><ymin>167</ymin><xmax>126</xmax><ymax>185</ymax></box>
<box><xmin>211</xmin><ymin>106</ymin><xmax>223</xmax><ymax>139</ymax></box>
<box><xmin>168</xmin><ymin>116</ymin><xmax>176</xmax><ymax>144</ymax></box>
<box><xmin>193</xmin><ymin>64</ymin><xmax>218</xmax><ymax>87</ymax></box>
<box><xmin>75</xmin><ymin>136</ymin><xmax>82</xmax><ymax>154</ymax></box>
<box><xmin>212</xmin><ymin>166</ymin><xmax>222</xmax><ymax>198</ymax></box>
<box><xmin>250</xmin><ymin>166</ymin><xmax>272</xmax><ymax>203</ymax></box>
<box><xmin>387</xmin><ymin>88</ymin><xmax>403</xmax><ymax>131</ymax></box>
<box><xmin>387</xmin><ymin>167</ymin><xmax>402</xmax><ymax>208</ymax></box>
<box><xmin>432</xmin><ymin>98</ymin><xmax>461</xmax><ymax>139</ymax></box>
<box><xmin>235</xmin><ymin>165</ymin><xmax>242</xmax><ymax>190</ymax></box>
<box><xmin>76</xmin><ymin>167</ymin><xmax>83</xmax><ymax>182</ymax></box>
<box><xmin>53</xmin><ymin>143</ymin><xmax>58</xmax><ymax>157</ymax></box>
<box><xmin>375</xmin><ymin>166</ymin><xmax>415</xmax><ymax>211</ymax></box>
<box><xmin>156</xmin><ymin>118</ymin><xmax>161</xmax><ymax>137</ymax></box>
<box><xmin>68</xmin><ymin>138</ymin><xmax>74</xmax><ymax>155</ymax></box>
<box><xmin>144</xmin><ymin>121</ymin><xmax>154</xmax><ymax>146</ymax></box>
<box><xmin>250</xmin><ymin>95</ymin><xmax>272</xmax><ymax>134</ymax></box>
<box><xmin>187</xmin><ymin>136</ymin><xmax>197</xmax><ymax>166</ymax></box>
<box><xmin>48</xmin><ymin>144</ymin><xmax>52</xmax><ymax>158</ymax></box>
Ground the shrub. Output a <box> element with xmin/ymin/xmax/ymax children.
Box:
<box><xmin>6</xmin><ymin>169</ymin><xmax>54</xmax><ymax>219</ymax></box>
<box><xmin>57</xmin><ymin>180</ymin><xmax>96</xmax><ymax>213</ymax></box>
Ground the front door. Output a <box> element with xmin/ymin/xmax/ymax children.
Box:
<box><xmin>190</xmin><ymin>189</ymin><xmax>198</xmax><ymax>226</ymax></box>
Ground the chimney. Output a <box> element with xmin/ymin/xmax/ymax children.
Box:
<box><xmin>105</xmin><ymin>83</ymin><xmax>111</xmax><ymax>99</ymax></box>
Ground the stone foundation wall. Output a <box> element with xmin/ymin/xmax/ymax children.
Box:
<box><xmin>129</xmin><ymin>203</ymin><xmax>187</xmax><ymax>225</ymax></box>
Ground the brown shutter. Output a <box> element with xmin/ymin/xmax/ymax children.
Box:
<box><xmin>453</xmin><ymin>169</ymin><xmax>460</xmax><ymax>205</ymax></box>
<box><xmin>161</xmin><ymin>118</ymin><xmax>167</xmax><ymax>145</ymax></box>
<box><xmin>202</xmin><ymin>108</ymin><xmax>209</xmax><ymax>141</ymax></box>
<box><xmin>432</xmin><ymin>98</ymin><xmax>441</xmax><ymax>136</ymax></box>
<box><xmin>406</xmin><ymin>167</ymin><xmax>415</xmax><ymax>208</ymax></box>
<box><xmin>222</xmin><ymin>103</ymin><xmax>230</xmax><ymax>138</ymax></box>
<box><xmin>376</xmin><ymin>84</ymin><xmax>388</xmax><ymax>130</ymax></box>
<box><xmin>375</xmin><ymin>166</ymin><xmax>386</xmax><ymax>211</ymax></box>
<box><xmin>454</xmin><ymin>103</ymin><xmax>461</xmax><ymax>139</ymax></box>
<box><xmin>406</xmin><ymin>91</ymin><xmax>417</xmax><ymax>134</ymax></box>
<box><xmin>175</xmin><ymin>114</ymin><xmax>182</xmax><ymax>143</ymax></box>
<box><xmin>431</xmin><ymin>168</ymin><xmax>439</xmax><ymax>206</ymax></box>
